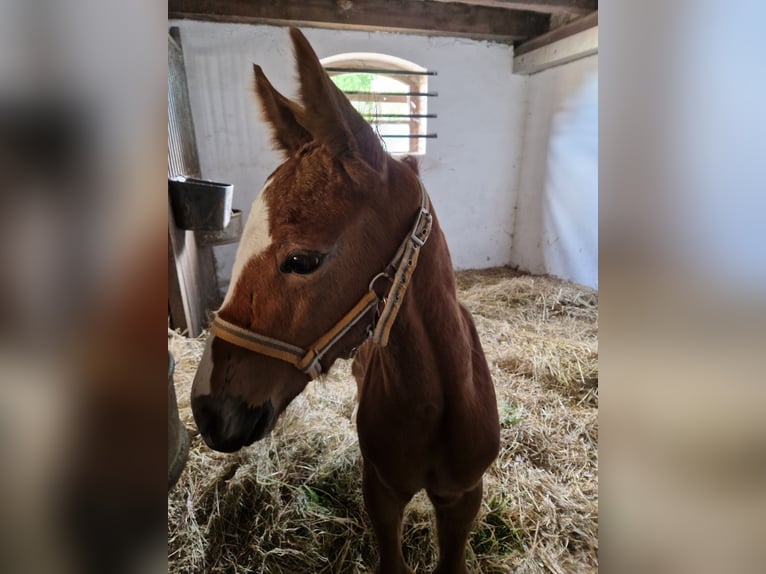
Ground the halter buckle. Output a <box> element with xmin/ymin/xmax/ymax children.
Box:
<box><xmin>410</xmin><ymin>209</ymin><xmax>432</xmax><ymax>247</ymax></box>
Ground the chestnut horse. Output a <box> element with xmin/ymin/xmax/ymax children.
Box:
<box><xmin>191</xmin><ymin>28</ymin><xmax>500</xmax><ymax>574</ymax></box>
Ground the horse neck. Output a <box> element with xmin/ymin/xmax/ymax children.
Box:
<box><xmin>380</xmin><ymin>210</ymin><xmax>473</xmax><ymax>384</ymax></box>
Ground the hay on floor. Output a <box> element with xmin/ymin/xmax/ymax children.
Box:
<box><xmin>168</xmin><ymin>268</ymin><xmax>598</xmax><ymax>573</ymax></box>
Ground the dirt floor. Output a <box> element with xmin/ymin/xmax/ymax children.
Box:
<box><xmin>168</xmin><ymin>267</ymin><xmax>598</xmax><ymax>573</ymax></box>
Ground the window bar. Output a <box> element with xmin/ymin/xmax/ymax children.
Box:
<box><xmin>369</xmin><ymin>114</ymin><xmax>437</xmax><ymax>119</ymax></box>
<box><xmin>342</xmin><ymin>91</ymin><xmax>438</xmax><ymax>97</ymax></box>
<box><xmin>380</xmin><ymin>134</ymin><xmax>438</xmax><ymax>139</ymax></box>
<box><xmin>325</xmin><ymin>67</ymin><xmax>436</xmax><ymax>76</ymax></box>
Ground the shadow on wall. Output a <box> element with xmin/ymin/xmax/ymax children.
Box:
<box><xmin>542</xmin><ymin>72</ymin><xmax>598</xmax><ymax>289</ymax></box>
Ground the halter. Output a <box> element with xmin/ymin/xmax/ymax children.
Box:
<box><xmin>209</xmin><ymin>181</ymin><xmax>433</xmax><ymax>379</ymax></box>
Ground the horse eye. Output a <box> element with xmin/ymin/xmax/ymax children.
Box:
<box><xmin>280</xmin><ymin>252</ymin><xmax>324</xmax><ymax>275</ymax></box>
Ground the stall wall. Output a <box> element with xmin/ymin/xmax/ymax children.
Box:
<box><xmin>511</xmin><ymin>55</ymin><xmax>598</xmax><ymax>288</ymax></box>
<box><xmin>170</xmin><ymin>21</ymin><xmax>528</xmax><ymax>292</ymax></box>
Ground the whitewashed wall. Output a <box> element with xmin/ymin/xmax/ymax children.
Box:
<box><xmin>170</xmin><ymin>21</ymin><xmax>527</xmax><ymax>291</ymax></box>
<box><xmin>511</xmin><ymin>55</ymin><xmax>598</xmax><ymax>288</ymax></box>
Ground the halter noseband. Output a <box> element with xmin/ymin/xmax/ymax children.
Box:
<box><xmin>209</xmin><ymin>181</ymin><xmax>433</xmax><ymax>379</ymax></box>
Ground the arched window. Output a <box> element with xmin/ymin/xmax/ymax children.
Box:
<box><xmin>321</xmin><ymin>53</ymin><xmax>435</xmax><ymax>156</ymax></box>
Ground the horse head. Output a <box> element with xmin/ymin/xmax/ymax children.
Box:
<box><xmin>191</xmin><ymin>28</ymin><xmax>423</xmax><ymax>452</ymax></box>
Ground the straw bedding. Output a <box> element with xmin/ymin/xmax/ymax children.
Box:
<box><xmin>168</xmin><ymin>267</ymin><xmax>598</xmax><ymax>573</ymax></box>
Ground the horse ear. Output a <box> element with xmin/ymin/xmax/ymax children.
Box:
<box><xmin>253</xmin><ymin>64</ymin><xmax>312</xmax><ymax>156</ymax></box>
<box><xmin>288</xmin><ymin>27</ymin><xmax>387</xmax><ymax>173</ymax></box>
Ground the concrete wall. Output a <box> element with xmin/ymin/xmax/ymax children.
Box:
<box><xmin>511</xmin><ymin>55</ymin><xmax>598</xmax><ymax>288</ymax></box>
<box><xmin>170</xmin><ymin>21</ymin><xmax>527</xmax><ymax>292</ymax></box>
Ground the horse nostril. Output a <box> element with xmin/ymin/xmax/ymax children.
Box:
<box><xmin>191</xmin><ymin>395</ymin><xmax>222</xmax><ymax>445</ymax></box>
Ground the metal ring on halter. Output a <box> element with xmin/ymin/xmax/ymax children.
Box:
<box><xmin>368</xmin><ymin>271</ymin><xmax>393</xmax><ymax>294</ymax></box>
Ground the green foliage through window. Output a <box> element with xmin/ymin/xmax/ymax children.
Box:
<box><xmin>331</xmin><ymin>73</ymin><xmax>374</xmax><ymax>93</ymax></box>
<box><xmin>331</xmin><ymin>73</ymin><xmax>376</xmax><ymax>120</ymax></box>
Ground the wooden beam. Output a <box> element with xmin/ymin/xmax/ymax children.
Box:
<box><xmin>429</xmin><ymin>0</ymin><xmax>596</xmax><ymax>15</ymax></box>
<box><xmin>168</xmin><ymin>0</ymin><xmax>551</xmax><ymax>43</ymax></box>
<box><xmin>514</xmin><ymin>10</ymin><xmax>597</xmax><ymax>55</ymax></box>
<box><xmin>513</xmin><ymin>18</ymin><xmax>596</xmax><ymax>74</ymax></box>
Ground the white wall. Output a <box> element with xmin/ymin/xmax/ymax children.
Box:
<box><xmin>170</xmin><ymin>21</ymin><xmax>527</xmax><ymax>291</ymax></box>
<box><xmin>511</xmin><ymin>55</ymin><xmax>598</xmax><ymax>288</ymax></box>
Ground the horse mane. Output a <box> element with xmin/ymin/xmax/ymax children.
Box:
<box><xmin>400</xmin><ymin>155</ymin><xmax>420</xmax><ymax>175</ymax></box>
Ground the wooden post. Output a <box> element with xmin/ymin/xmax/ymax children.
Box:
<box><xmin>167</xmin><ymin>28</ymin><xmax>221</xmax><ymax>336</ymax></box>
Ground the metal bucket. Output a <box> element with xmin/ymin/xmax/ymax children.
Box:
<box><xmin>169</xmin><ymin>177</ymin><xmax>233</xmax><ymax>231</ymax></box>
<box><xmin>168</xmin><ymin>352</ymin><xmax>189</xmax><ymax>490</ymax></box>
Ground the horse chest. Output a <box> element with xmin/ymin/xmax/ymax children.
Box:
<box><xmin>357</xmin><ymin>380</ymin><xmax>437</xmax><ymax>446</ymax></box>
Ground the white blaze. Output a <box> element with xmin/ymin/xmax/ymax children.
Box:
<box><xmin>221</xmin><ymin>179</ymin><xmax>273</xmax><ymax>307</ymax></box>
<box><xmin>194</xmin><ymin>181</ymin><xmax>274</xmax><ymax>399</ymax></box>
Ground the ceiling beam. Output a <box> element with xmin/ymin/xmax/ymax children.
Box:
<box><xmin>514</xmin><ymin>10</ymin><xmax>597</xmax><ymax>55</ymax></box>
<box><xmin>513</xmin><ymin>23</ymin><xmax>596</xmax><ymax>74</ymax></box>
<box><xmin>168</xmin><ymin>0</ymin><xmax>551</xmax><ymax>43</ymax></box>
<box><xmin>430</xmin><ymin>1</ymin><xmax>597</xmax><ymax>15</ymax></box>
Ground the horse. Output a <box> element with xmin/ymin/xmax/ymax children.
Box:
<box><xmin>191</xmin><ymin>28</ymin><xmax>500</xmax><ymax>574</ymax></box>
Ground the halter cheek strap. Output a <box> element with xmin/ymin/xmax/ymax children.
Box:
<box><xmin>371</xmin><ymin>193</ymin><xmax>431</xmax><ymax>346</ymax></box>
<box><xmin>209</xmin><ymin>181</ymin><xmax>433</xmax><ymax>380</ymax></box>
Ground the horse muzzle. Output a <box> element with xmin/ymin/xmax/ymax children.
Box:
<box><xmin>191</xmin><ymin>394</ymin><xmax>274</xmax><ymax>452</ymax></box>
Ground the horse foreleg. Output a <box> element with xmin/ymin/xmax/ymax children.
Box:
<box><xmin>427</xmin><ymin>481</ymin><xmax>483</xmax><ymax>574</ymax></box>
<box><xmin>363</xmin><ymin>463</ymin><xmax>413</xmax><ymax>574</ymax></box>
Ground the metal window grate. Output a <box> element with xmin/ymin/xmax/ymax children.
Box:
<box><xmin>326</xmin><ymin>65</ymin><xmax>437</xmax><ymax>154</ymax></box>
